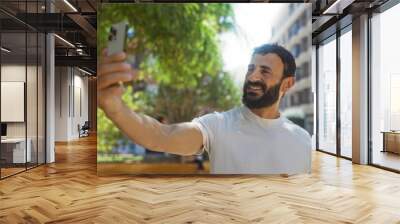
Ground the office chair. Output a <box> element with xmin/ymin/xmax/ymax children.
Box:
<box><xmin>78</xmin><ymin>121</ymin><xmax>90</xmax><ymax>138</ymax></box>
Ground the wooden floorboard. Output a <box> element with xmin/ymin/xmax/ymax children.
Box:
<box><xmin>1</xmin><ymin>135</ymin><xmax>400</xmax><ymax>223</ymax></box>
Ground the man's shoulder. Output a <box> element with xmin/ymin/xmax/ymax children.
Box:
<box><xmin>279</xmin><ymin>119</ymin><xmax>312</xmax><ymax>153</ymax></box>
<box><xmin>196</xmin><ymin>107</ymin><xmax>240</xmax><ymax>120</ymax></box>
<box><xmin>281</xmin><ymin>118</ymin><xmax>311</xmax><ymax>140</ymax></box>
<box><xmin>191</xmin><ymin>107</ymin><xmax>242</xmax><ymax>130</ymax></box>
<box><xmin>222</xmin><ymin>106</ymin><xmax>242</xmax><ymax>117</ymax></box>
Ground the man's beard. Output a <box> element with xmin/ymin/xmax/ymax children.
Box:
<box><xmin>241</xmin><ymin>80</ymin><xmax>281</xmax><ymax>109</ymax></box>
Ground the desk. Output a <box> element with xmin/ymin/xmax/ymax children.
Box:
<box><xmin>1</xmin><ymin>138</ymin><xmax>31</xmax><ymax>163</ymax></box>
<box><xmin>381</xmin><ymin>131</ymin><xmax>400</xmax><ymax>154</ymax></box>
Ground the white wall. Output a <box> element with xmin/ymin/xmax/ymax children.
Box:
<box><xmin>73</xmin><ymin>73</ymin><xmax>89</xmax><ymax>137</ymax></box>
<box><xmin>54</xmin><ymin>67</ymin><xmax>89</xmax><ymax>141</ymax></box>
<box><xmin>55</xmin><ymin>67</ymin><xmax>69</xmax><ymax>141</ymax></box>
<box><xmin>1</xmin><ymin>66</ymin><xmax>26</xmax><ymax>133</ymax></box>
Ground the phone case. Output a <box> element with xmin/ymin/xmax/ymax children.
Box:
<box><xmin>107</xmin><ymin>21</ymin><xmax>128</xmax><ymax>56</ymax></box>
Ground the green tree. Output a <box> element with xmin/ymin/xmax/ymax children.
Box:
<box><xmin>154</xmin><ymin>72</ymin><xmax>241</xmax><ymax>123</ymax></box>
<box><xmin>97</xmin><ymin>3</ymin><xmax>241</xmax><ymax>154</ymax></box>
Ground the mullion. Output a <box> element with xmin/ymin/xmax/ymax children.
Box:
<box><xmin>44</xmin><ymin>0</ymin><xmax>47</xmax><ymax>164</ymax></box>
<box><xmin>25</xmin><ymin>0</ymin><xmax>28</xmax><ymax>171</ymax></box>
<box><xmin>0</xmin><ymin>22</ymin><xmax>2</xmax><ymax>179</ymax></box>
<box><xmin>316</xmin><ymin>44</ymin><xmax>319</xmax><ymax>151</ymax></box>
<box><xmin>336</xmin><ymin>28</ymin><xmax>341</xmax><ymax>157</ymax></box>
<box><xmin>367</xmin><ymin>11</ymin><xmax>373</xmax><ymax>166</ymax></box>
<box><xmin>36</xmin><ymin>0</ymin><xmax>39</xmax><ymax>168</ymax></box>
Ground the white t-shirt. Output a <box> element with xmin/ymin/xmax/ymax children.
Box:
<box><xmin>192</xmin><ymin>105</ymin><xmax>312</xmax><ymax>174</ymax></box>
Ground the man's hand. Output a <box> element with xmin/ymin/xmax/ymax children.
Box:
<box><xmin>98</xmin><ymin>49</ymin><xmax>137</xmax><ymax>115</ymax></box>
<box><xmin>97</xmin><ymin>49</ymin><xmax>204</xmax><ymax>156</ymax></box>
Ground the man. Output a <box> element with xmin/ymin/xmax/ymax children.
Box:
<box><xmin>98</xmin><ymin>43</ymin><xmax>311</xmax><ymax>174</ymax></box>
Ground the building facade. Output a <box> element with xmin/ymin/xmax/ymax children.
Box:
<box><xmin>270</xmin><ymin>3</ymin><xmax>313</xmax><ymax>134</ymax></box>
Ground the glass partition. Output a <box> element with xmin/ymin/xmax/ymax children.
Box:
<box><xmin>0</xmin><ymin>1</ymin><xmax>46</xmax><ymax>179</ymax></box>
<box><xmin>317</xmin><ymin>36</ymin><xmax>337</xmax><ymax>155</ymax></box>
<box><xmin>1</xmin><ymin>30</ymin><xmax>28</xmax><ymax>178</ymax></box>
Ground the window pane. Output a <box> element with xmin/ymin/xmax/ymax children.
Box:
<box><xmin>371</xmin><ymin>3</ymin><xmax>400</xmax><ymax>171</ymax></box>
<box><xmin>318</xmin><ymin>37</ymin><xmax>337</xmax><ymax>154</ymax></box>
<box><xmin>340</xmin><ymin>29</ymin><xmax>352</xmax><ymax>158</ymax></box>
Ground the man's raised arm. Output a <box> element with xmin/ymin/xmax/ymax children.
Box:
<box><xmin>98</xmin><ymin>49</ymin><xmax>204</xmax><ymax>156</ymax></box>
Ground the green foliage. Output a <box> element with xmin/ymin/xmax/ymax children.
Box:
<box><xmin>97</xmin><ymin>108</ymin><xmax>120</xmax><ymax>153</ymax></box>
<box><xmin>98</xmin><ymin>3</ymin><xmax>235</xmax><ymax>87</ymax></box>
<box><xmin>97</xmin><ymin>3</ymin><xmax>241</xmax><ymax>154</ymax></box>
<box><xmin>97</xmin><ymin>154</ymin><xmax>144</xmax><ymax>163</ymax></box>
<box><xmin>154</xmin><ymin>72</ymin><xmax>241</xmax><ymax>123</ymax></box>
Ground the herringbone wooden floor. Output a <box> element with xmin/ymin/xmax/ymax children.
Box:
<box><xmin>1</xmin><ymin>135</ymin><xmax>400</xmax><ymax>224</ymax></box>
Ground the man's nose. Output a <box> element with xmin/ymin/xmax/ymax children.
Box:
<box><xmin>247</xmin><ymin>70</ymin><xmax>262</xmax><ymax>82</ymax></box>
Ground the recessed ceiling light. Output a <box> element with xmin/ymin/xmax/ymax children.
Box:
<box><xmin>63</xmin><ymin>0</ymin><xmax>78</xmax><ymax>12</ymax></box>
<box><xmin>78</xmin><ymin>67</ymin><xmax>92</xmax><ymax>76</ymax></box>
<box><xmin>54</xmin><ymin>34</ymin><xmax>75</xmax><ymax>48</ymax></box>
<box><xmin>323</xmin><ymin>0</ymin><xmax>355</xmax><ymax>15</ymax></box>
<box><xmin>1</xmin><ymin>47</ymin><xmax>11</xmax><ymax>53</ymax></box>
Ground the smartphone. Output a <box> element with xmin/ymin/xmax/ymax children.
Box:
<box><xmin>107</xmin><ymin>21</ymin><xmax>128</xmax><ymax>56</ymax></box>
<box><xmin>107</xmin><ymin>21</ymin><xmax>136</xmax><ymax>90</ymax></box>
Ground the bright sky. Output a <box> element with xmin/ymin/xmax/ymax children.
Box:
<box><xmin>219</xmin><ymin>3</ymin><xmax>285</xmax><ymax>87</ymax></box>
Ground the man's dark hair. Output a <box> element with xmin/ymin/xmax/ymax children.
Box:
<box><xmin>252</xmin><ymin>43</ymin><xmax>296</xmax><ymax>78</ymax></box>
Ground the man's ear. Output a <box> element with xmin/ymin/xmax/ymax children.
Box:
<box><xmin>280</xmin><ymin>76</ymin><xmax>295</xmax><ymax>94</ymax></box>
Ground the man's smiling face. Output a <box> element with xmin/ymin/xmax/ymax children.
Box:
<box><xmin>242</xmin><ymin>53</ymin><xmax>285</xmax><ymax>109</ymax></box>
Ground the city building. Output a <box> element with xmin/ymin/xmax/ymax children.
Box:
<box><xmin>270</xmin><ymin>3</ymin><xmax>313</xmax><ymax>134</ymax></box>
